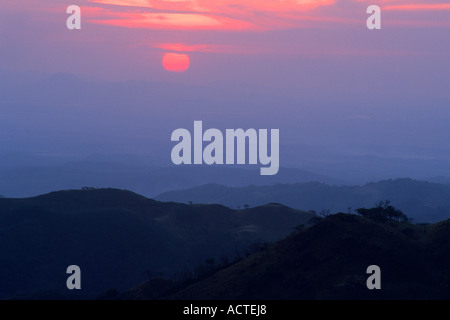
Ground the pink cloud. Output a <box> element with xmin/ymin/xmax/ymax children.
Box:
<box><xmin>90</xmin><ymin>12</ymin><xmax>257</xmax><ymax>30</ymax></box>
<box><xmin>152</xmin><ymin>43</ymin><xmax>221</xmax><ymax>53</ymax></box>
<box><xmin>82</xmin><ymin>0</ymin><xmax>450</xmax><ymax>33</ymax></box>
<box><xmin>84</xmin><ymin>0</ymin><xmax>339</xmax><ymax>31</ymax></box>
<box><xmin>78</xmin><ymin>0</ymin><xmax>450</xmax><ymax>56</ymax></box>
<box><xmin>88</xmin><ymin>0</ymin><xmax>337</xmax><ymax>14</ymax></box>
<box><xmin>384</xmin><ymin>3</ymin><xmax>450</xmax><ymax>11</ymax></box>
<box><xmin>149</xmin><ymin>42</ymin><xmax>269</xmax><ymax>55</ymax></box>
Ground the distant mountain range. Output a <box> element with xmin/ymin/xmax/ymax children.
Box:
<box><xmin>0</xmin><ymin>188</ymin><xmax>314</xmax><ymax>299</ymax></box>
<box><xmin>0</xmin><ymin>160</ymin><xmax>343</xmax><ymax>198</ymax></box>
<box><xmin>3</xmin><ymin>69</ymin><xmax>450</xmax><ymax>189</ymax></box>
<box><xmin>125</xmin><ymin>213</ymin><xmax>450</xmax><ymax>300</ymax></box>
<box><xmin>156</xmin><ymin>178</ymin><xmax>450</xmax><ymax>223</ymax></box>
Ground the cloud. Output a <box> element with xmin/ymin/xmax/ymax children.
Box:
<box><xmin>152</xmin><ymin>43</ymin><xmax>221</xmax><ymax>53</ymax></box>
<box><xmin>384</xmin><ymin>3</ymin><xmax>450</xmax><ymax>11</ymax></box>
<box><xmin>85</xmin><ymin>0</ymin><xmax>339</xmax><ymax>31</ymax></box>
<box><xmin>88</xmin><ymin>0</ymin><xmax>337</xmax><ymax>13</ymax></box>
<box><xmin>149</xmin><ymin>42</ymin><xmax>270</xmax><ymax>55</ymax></box>
<box><xmin>79</xmin><ymin>0</ymin><xmax>450</xmax><ymax>55</ymax></box>
<box><xmin>90</xmin><ymin>12</ymin><xmax>256</xmax><ymax>30</ymax></box>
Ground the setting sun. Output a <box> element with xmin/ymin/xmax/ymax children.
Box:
<box><xmin>162</xmin><ymin>53</ymin><xmax>190</xmax><ymax>73</ymax></box>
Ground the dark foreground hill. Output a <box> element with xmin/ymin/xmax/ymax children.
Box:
<box><xmin>156</xmin><ymin>178</ymin><xmax>450</xmax><ymax>222</ymax></box>
<box><xmin>0</xmin><ymin>188</ymin><xmax>314</xmax><ymax>299</ymax></box>
<box><xmin>124</xmin><ymin>214</ymin><xmax>450</xmax><ymax>300</ymax></box>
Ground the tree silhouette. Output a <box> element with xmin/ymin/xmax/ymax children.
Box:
<box><xmin>356</xmin><ymin>200</ymin><xmax>408</xmax><ymax>222</ymax></box>
<box><xmin>319</xmin><ymin>209</ymin><xmax>331</xmax><ymax>218</ymax></box>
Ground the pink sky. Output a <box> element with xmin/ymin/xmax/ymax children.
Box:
<box><xmin>0</xmin><ymin>0</ymin><xmax>449</xmax><ymax>80</ymax></box>
<box><xmin>0</xmin><ymin>0</ymin><xmax>449</xmax><ymax>173</ymax></box>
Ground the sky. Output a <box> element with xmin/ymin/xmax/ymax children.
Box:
<box><xmin>0</xmin><ymin>0</ymin><xmax>450</xmax><ymax>180</ymax></box>
<box><xmin>1</xmin><ymin>0</ymin><xmax>449</xmax><ymax>81</ymax></box>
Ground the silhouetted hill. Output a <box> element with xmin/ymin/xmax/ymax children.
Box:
<box><xmin>156</xmin><ymin>178</ymin><xmax>450</xmax><ymax>222</ymax></box>
<box><xmin>127</xmin><ymin>214</ymin><xmax>450</xmax><ymax>300</ymax></box>
<box><xmin>0</xmin><ymin>188</ymin><xmax>314</xmax><ymax>299</ymax></box>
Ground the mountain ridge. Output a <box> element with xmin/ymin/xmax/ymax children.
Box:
<box><xmin>0</xmin><ymin>188</ymin><xmax>314</xmax><ymax>299</ymax></box>
<box><xmin>125</xmin><ymin>213</ymin><xmax>450</xmax><ymax>300</ymax></box>
<box><xmin>156</xmin><ymin>178</ymin><xmax>450</xmax><ymax>222</ymax></box>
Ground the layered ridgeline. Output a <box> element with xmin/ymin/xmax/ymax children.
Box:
<box><xmin>125</xmin><ymin>214</ymin><xmax>450</xmax><ymax>300</ymax></box>
<box><xmin>0</xmin><ymin>188</ymin><xmax>314</xmax><ymax>299</ymax></box>
<box><xmin>0</xmin><ymin>161</ymin><xmax>342</xmax><ymax>199</ymax></box>
<box><xmin>156</xmin><ymin>178</ymin><xmax>450</xmax><ymax>223</ymax></box>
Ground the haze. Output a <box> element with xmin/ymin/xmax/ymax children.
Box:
<box><xmin>1</xmin><ymin>0</ymin><xmax>449</xmax><ymax>195</ymax></box>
